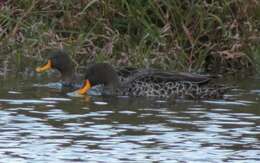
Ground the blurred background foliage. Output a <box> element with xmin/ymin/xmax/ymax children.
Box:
<box><xmin>0</xmin><ymin>0</ymin><xmax>259</xmax><ymax>73</ymax></box>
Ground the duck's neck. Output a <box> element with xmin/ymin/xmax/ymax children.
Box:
<box><xmin>60</xmin><ymin>68</ymin><xmax>80</xmax><ymax>85</ymax></box>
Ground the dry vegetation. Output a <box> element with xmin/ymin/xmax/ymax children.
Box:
<box><xmin>0</xmin><ymin>0</ymin><xmax>259</xmax><ymax>74</ymax></box>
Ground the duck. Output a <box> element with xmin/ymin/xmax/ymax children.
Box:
<box><xmin>76</xmin><ymin>63</ymin><xmax>229</xmax><ymax>99</ymax></box>
<box><xmin>35</xmin><ymin>50</ymin><xmax>81</xmax><ymax>88</ymax></box>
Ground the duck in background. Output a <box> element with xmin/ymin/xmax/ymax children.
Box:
<box><xmin>35</xmin><ymin>50</ymin><xmax>82</xmax><ymax>89</ymax></box>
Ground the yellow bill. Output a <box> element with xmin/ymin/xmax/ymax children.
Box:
<box><xmin>77</xmin><ymin>80</ymin><xmax>91</xmax><ymax>95</ymax></box>
<box><xmin>36</xmin><ymin>60</ymin><xmax>52</xmax><ymax>73</ymax></box>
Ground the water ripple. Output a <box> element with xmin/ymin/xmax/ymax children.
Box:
<box><xmin>0</xmin><ymin>77</ymin><xmax>259</xmax><ymax>162</ymax></box>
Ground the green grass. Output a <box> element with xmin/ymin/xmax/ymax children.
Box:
<box><xmin>0</xmin><ymin>0</ymin><xmax>259</xmax><ymax>73</ymax></box>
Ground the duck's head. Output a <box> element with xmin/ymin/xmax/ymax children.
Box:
<box><xmin>36</xmin><ymin>50</ymin><xmax>74</xmax><ymax>75</ymax></box>
<box><xmin>77</xmin><ymin>63</ymin><xmax>120</xmax><ymax>95</ymax></box>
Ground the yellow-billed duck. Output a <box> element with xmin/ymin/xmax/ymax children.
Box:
<box><xmin>76</xmin><ymin>63</ymin><xmax>229</xmax><ymax>99</ymax></box>
<box><xmin>36</xmin><ymin>50</ymin><xmax>81</xmax><ymax>88</ymax></box>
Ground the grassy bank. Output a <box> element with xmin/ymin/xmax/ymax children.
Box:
<box><xmin>0</xmin><ymin>0</ymin><xmax>259</xmax><ymax>74</ymax></box>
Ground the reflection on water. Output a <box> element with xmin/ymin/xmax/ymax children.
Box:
<box><xmin>0</xmin><ymin>76</ymin><xmax>259</xmax><ymax>162</ymax></box>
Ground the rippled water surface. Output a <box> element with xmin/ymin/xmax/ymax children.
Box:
<box><xmin>0</xmin><ymin>76</ymin><xmax>259</xmax><ymax>162</ymax></box>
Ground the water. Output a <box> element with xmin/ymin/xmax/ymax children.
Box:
<box><xmin>0</xmin><ymin>76</ymin><xmax>259</xmax><ymax>162</ymax></box>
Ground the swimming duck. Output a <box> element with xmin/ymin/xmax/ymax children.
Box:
<box><xmin>36</xmin><ymin>50</ymin><xmax>81</xmax><ymax>88</ymax></box>
<box><xmin>76</xmin><ymin>63</ymin><xmax>228</xmax><ymax>99</ymax></box>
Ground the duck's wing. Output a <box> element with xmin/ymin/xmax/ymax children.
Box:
<box><xmin>150</xmin><ymin>72</ymin><xmax>211</xmax><ymax>84</ymax></box>
<box><xmin>122</xmin><ymin>69</ymin><xmax>211</xmax><ymax>86</ymax></box>
<box><xmin>117</xmin><ymin>67</ymin><xmax>139</xmax><ymax>78</ymax></box>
